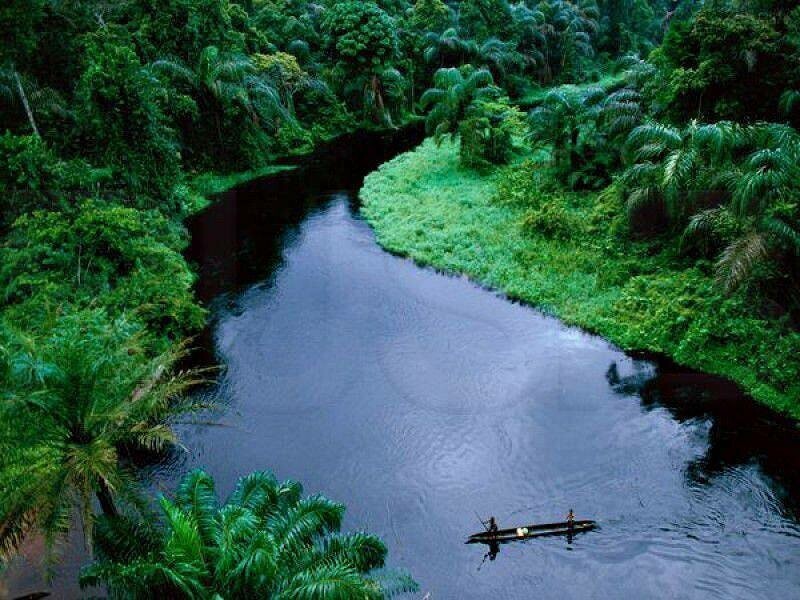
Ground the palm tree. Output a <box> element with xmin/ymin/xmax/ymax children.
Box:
<box><xmin>253</xmin><ymin>52</ymin><xmax>328</xmax><ymax>118</ymax></box>
<box><xmin>80</xmin><ymin>469</ymin><xmax>418</xmax><ymax>598</ymax></box>
<box><xmin>617</xmin><ymin>53</ymin><xmax>657</xmax><ymax>89</ymax></box>
<box><xmin>533</xmin><ymin>0</ymin><xmax>599</xmax><ymax>83</ymax></box>
<box><xmin>524</xmin><ymin>83</ymin><xmax>640</xmax><ymax>187</ymax></box>
<box><xmin>621</xmin><ymin>120</ymin><xmax>741</xmax><ymax>222</ymax></box>
<box><xmin>528</xmin><ymin>87</ymin><xmax>601</xmax><ymax>172</ymax></box>
<box><xmin>152</xmin><ymin>46</ymin><xmax>286</xmax><ymax>156</ymax></box>
<box><xmin>475</xmin><ymin>38</ymin><xmax>521</xmax><ymax>83</ymax></box>
<box><xmin>509</xmin><ymin>3</ymin><xmax>546</xmax><ymax>74</ymax></box>
<box><xmin>596</xmin><ymin>87</ymin><xmax>643</xmax><ymax>139</ymax></box>
<box><xmin>711</xmin><ymin>124</ymin><xmax>800</xmax><ymax>294</ymax></box>
<box><xmin>420</xmin><ymin>66</ymin><xmax>497</xmax><ymax>139</ymax></box>
<box><xmin>423</xmin><ymin>28</ymin><xmax>479</xmax><ymax>68</ymax></box>
<box><xmin>0</xmin><ymin>64</ymin><xmax>66</xmax><ymax>138</ymax></box>
<box><xmin>0</xmin><ymin>310</ymin><xmax>208</xmax><ymax>559</ymax></box>
<box><xmin>341</xmin><ymin>67</ymin><xmax>408</xmax><ymax>126</ymax></box>
<box><xmin>623</xmin><ymin>121</ymin><xmax>800</xmax><ymax>303</ymax></box>
<box><xmin>779</xmin><ymin>89</ymin><xmax>800</xmax><ymax>118</ymax></box>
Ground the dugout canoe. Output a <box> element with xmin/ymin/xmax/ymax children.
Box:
<box><xmin>466</xmin><ymin>520</ymin><xmax>596</xmax><ymax>543</ymax></box>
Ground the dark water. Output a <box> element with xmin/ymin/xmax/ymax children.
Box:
<box><xmin>180</xmin><ymin>131</ymin><xmax>800</xmax><ymax>599</ymax></box>
<box><xmin>6</xmin><ymin>128</ymin><xmax>800</xmax><ymax>598</ymax></box>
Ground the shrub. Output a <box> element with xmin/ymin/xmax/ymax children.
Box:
<box><xmin>0</xmin><ymin>133</ymin><xmax>109</xmax><ymax>228</ymax></box>
<box><xmin>458</xmin><ymin>99</ymin><xmax>524</xmax><ymax>169</ymax></box>
<box><xmin>520</xmin><ymin>196</ymin><xmax>585</xmax><ymax>240</ymax></box>
<box><xmin>0</xmin><ymin>200</ymin><xmax>204</xmax><ymax>343</ymax></box>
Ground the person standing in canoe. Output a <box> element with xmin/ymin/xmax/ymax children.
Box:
<box><xmin>488</xmin><ymin>516</ymin><xmax>498</xmax><ymax>533</ymax></box>
<box><xmin>567</xmin><ymin>509</ymin><xmax>575</xmax><ymax>530</ymax></box>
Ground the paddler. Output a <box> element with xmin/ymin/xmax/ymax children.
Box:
<box><xmin>488</xmin><ymin>516</ymin><xmax>498</xmax><ymax>533</ymax></box>
<box><xmin>567</xmin><ymin>509</ymin><xmax>575</xmax><ymax>530</ymax></box>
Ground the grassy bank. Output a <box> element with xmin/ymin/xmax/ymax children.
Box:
<box><xmin>188</xmin><ymin>164</ymin><xmax>298</xmax><ymax>213</ymax></box>
<box><xmin>187</xmin><ymin>118</ymin><xmax>425</xmax><ymax>211</ymax></box>
<box><xmin>361</xmin><ymin>139</ymin><xmax>800</xmax><ymax>419</ymax></box>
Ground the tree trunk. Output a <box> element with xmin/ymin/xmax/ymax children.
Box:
<box><xmin>569</xmin><ymin>126</ymin><xmax>580</xmax><ymax>170</ymax></box>
<box><xmin>13</xmin><ymin>69</ymin><xmax>40</xmax><ymax>138</ymax></box>
<box><xmin>371</xmin><ymin>74</ymin><xmax>386</xmax><ymax>124</ymax></box>
<box><xmin>96</xmin><ymin>482</ymin><xmax>118</xmax><ymax>518</ymax></box>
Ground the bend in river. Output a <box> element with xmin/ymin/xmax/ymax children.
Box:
<box><xmin>183</xmin><ymin>130</ymin><xmax>800</xmax><ymax>599</ymax></box>
<box><xmin>9</xmin><ymin>129</ymin><xmax>798</xmax><ymax>598</ymax></box>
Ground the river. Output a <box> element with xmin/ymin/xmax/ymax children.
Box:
<box><xmin>182</xmin><ymin>129</ymin><xmax>800</xmax><ymax>599</ymax></box>
<box><xmin>5</xmin><ymin>128</ymin><xmax>799</xmax><ymax>598</ymax></box>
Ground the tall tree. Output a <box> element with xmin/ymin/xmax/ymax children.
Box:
<box><xmin>76</xmin><ymin>31</ymin><xmax>180</xmax><ymax>204</ymax></box>
<box><xmin>152</xmin><ymin>45</ymin><xmax>285</xmax><ymax>168</ymax></box>
<box><xmin>322</xmin><ymin>1</ymin><xmax>401</xmax><ymax>123</ymax></box>
<box><xmin>420</xmin><ymin>65</ymin><xmax>497</xmax><ymax>139</ymax></box>
<box><xmin>0</xmin><ymin>310</ymin><xmax>206</xmax><ymax>559</ymax></box>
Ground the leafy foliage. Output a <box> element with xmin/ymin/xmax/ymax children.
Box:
<box><xmin>0</xmin><ymin>200</ymin><xmax>205</xmax><ymax>342</ymax></box>
<box><xmin>420</xmin><ymin>65</ymin><xmax>497</xmax><ymax>140</ymax></box>
<box><xmin>80</xmin><ymin>469</ymin><xmax>418</xmax><ymax>598</ymax></box>
<box><xmin>361</xmin><ymin>138</ymin><xmax>800</xmax><ymax>418</ymax></box>
<box><xmin>411</xmin><ymin>0</ymin><xmax>451</xmax><ymax>32</ymax></box>
<box><xmin>0</xmin><ymin>309</ymin><xmax>206</xmax><ymax>559</ymax></box>
<box><xmin>459</xmin><ymin>99</ymin><xmax>525</xmax><ymax>169</ymax></box>
<box><xmin>76</xmin><ymin>32</ymin><xmax>182</xmax><ymax>206</ymax></box>
<box><xmin>622</xmin><ymin>120</ymin><xmax>800</xmax><ymax>314</ymax></box>
<box><xmin>5</xmin><ymin>0</ymin><xmax>800</xmax><ymax>591</ymax></box>
<box><xmin>0</xmin><ymin>133</ymin><xmax>108</xmax><ymax>228</ymax></box>
<box><xmin>152</xmin><ymin>45</ymin><xmax>286</xmax><ymax>169</ymax></box>
<box><xmin>322</xmin><ymin>1</ymin><xmax>400</xmax><ymax>122</ymax></box>
<box><xmin>648</xmin><ymin>4</ymin><xmax>800</xmax><ymax>123</ymax></box>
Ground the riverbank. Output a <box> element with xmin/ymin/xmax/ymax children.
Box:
<box><xmin>360</xmin><ymin>138</ymin><xmax>800</xmax><ymax>420</ymax></box>
<box><xmin>188</xmin><ymin>119</ymin><xmax>425</xmax><ymax>211</ymax></box>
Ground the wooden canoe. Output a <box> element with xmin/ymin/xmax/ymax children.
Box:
<box><xmin>466</xmin><ymin>520</ymin><xmax>596</xmax><ymax>544</ymax></box>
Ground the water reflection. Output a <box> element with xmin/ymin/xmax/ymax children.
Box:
<box><xmin>182</xmin><ymin>187</ymin><xmax>800</xmax><ymax>598</ymax></box>
<box><xmin>180</xmin><ymin>161</ymin><xmax>800</xmax><ymax>599</ymax></box>
<box><xmin>607</xmin><ymin>359</ymin><xmax>800</xmax><ymax>519</ymax></box>
<box><xmin>12</xmin><ymin>124</ymin><xmax>798</xmax><ymax>599</ymax></box>
<box><xmin>471</xmin><ymin>528</ymin><xmax>588</xmax><ymax>566</ymax></box>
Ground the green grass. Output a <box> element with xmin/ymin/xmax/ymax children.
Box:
<box><xmin>186</xmin><ymin>117</ymin><xmax>426</xmax><ymax>213</ymax></box>
<box><xmin>187</xmin><ymin>164</ymin><xmax>298</xmax><ymax>213</ymax></box>
<box><xmin>361</xmin><ymin>138</ymin><xmax>800</xmax><ymax>420</ymax></box>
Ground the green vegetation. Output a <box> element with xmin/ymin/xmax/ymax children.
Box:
<box><xmin>81</xmin><ymin>469</ymin><xmax>417</xmax><ymax>598</ymax></box>
<box><xmin>361</xmin><ymin>138</ymin><xmax>800</xmax><ymax>418</ymax></box>
<box><xmin>1</xmin><ymin>0</ymin><xmax>449</xmax><ymax>589</ymax></box>
<box><xmin>0</xmin><ymin>312</ymin><xmax>206</xmax><ymax>558</ymax></box>
<box><xmin>360</xmin><ymin>0</ymin><xmax>800</xmax><ymax>419</ymax></box>
<box><xmin>3</xmin><ymin>0</ymin><xmax>800</xmax><ymax>593</ymax></box>
<box><xmin>189</xmin><ymin>164</ymin><xmax>297</xmax><ymax>211</ymax></box>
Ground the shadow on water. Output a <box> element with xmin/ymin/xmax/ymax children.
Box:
<box><xmin>184</xmin><ymin>124</ymin><xmax>425</xmax><ymax>369</ymax></box>
<box><xmin>3</xmin><ymin>125</ymin><xmax>427</xmax><ymax>600</ymax></box>
<box><xmin>607</xmin><ymin>357</ymin><xmax>800</xmax><ymax>519</ymax></box>
<box><xmin>11</xmin><ymin>121</ymin><xmax>798</xmax><ymax>599</ymax></box>
<box><xmin>189</xmin><ymin>119</ymin><xmax>800</xmax><ymax>533</ymax></box>
<box><xmin>186</xmin><ymin>124</ymin><xmax>425</xmax><ymax>303</ymax></box>
<box><xmin>178</xmin><ymin>121</ymin><xmax>800</xmax><ymax>598</ymax></box>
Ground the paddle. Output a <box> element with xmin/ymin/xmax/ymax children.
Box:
<box><xmin>474</xmin><ymin>510</ymin><xmax>490</xmax><ymax>532</ymax></box>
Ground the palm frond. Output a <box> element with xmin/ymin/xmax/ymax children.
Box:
<box><xmin>279</xmin><ymin>563</ymin><xmax>381</xmax><ymax>600</ymax></box>
<box><xmin>779</xmin><ymin>90</ymin><xmax>800</xmax><ymax>116</ymax></box>
<box><xmin>624</xmin><ymin>122</ymin><xmax>681</xmax><ymax>162</ymax></box>
<box><xmin>268</xmin><ymin>495</ymin><xmax>344</xmax><ymax>555</ymax></box>
<box><xmin>368</xmin><ymin>568</ymin><xmax>420</xmax><ymax>598</ymax></box>
<box><xmin>175</xmin><ymin>469</ymin><xmax>219</xmax><ymax>547</ymax></box>
<box><xmin>626</xmin><ymin>186</ymin><xmax>662</xmax><ymax>219</ymax></box>
<box><xmin>762</xmin><ymin>217</ymin><xmax>800</xmax><ymax>253</ymax></box>
<box><xmin>716</xmin><ymin>231</ymin><xmax>769</xmax><ymax>292</ymax></box>
<box><xmin>311</xmin><ymin>531</ymin><xmax>387</xmax><ymax>573</ymax></box>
